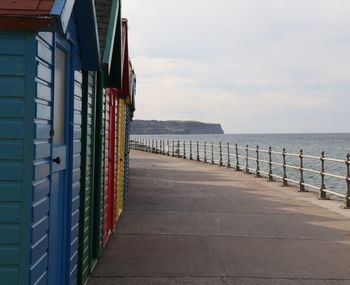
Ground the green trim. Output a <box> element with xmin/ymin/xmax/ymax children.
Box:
<box><xmin>19</xmin><ymin>32</ymin><xmax>37</xmax><ymax>285</ymax></box>
<box><xmin>103</xmin><ymin>0</ymin><xmax>120</xmax><ymax>73</ymax></box>
<box><xmin>92</xmin><ymin>72</ymin><xmax>104</xmax><ymax>258</ymax></box>
<box><xmin>78</xmin><ymin>71</ymin><xmax>98</xmax><ymax>284</ymax></box>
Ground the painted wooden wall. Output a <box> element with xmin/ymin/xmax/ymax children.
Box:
<box><xmin>78</xmin><ymin>71</ymin><xmax>97</xmax><ymax>284</ymax></box>
<box><xmin>116</xmin><ymin>99</ymin><xmax>126</xmax><ymax>221</ymax></box>
<box><xmin>91</xmin><ymin>72</ymin><xmax>105</xmax><ymax>260</ymax></box>
<box><xmin>30</xmin><ymin>31</ymin><xmax>54</xmax><ymax>285</ymax></box>
<box><xmin>123</xmin><ymin>105</ymin><xmax>131</xmax><ymax>200</ymax></box>
<box><xmin>68</xmin><ymin>15</ymin><xmax>84</xmax><ymax>284</ymax></box>
<box><xmin>103</xmin><ymin>88</ymin><xmax>111</xmax><ymax>244</ymax></box>
<box><xmin>29</xmin><ymin>14</ymin><xmax>84</xmax><ymax>285</ymax></box>
<box><xmin>0</xmin><ymin>31</ymin><xmax>36</xmax><ymax>285</ymax></box>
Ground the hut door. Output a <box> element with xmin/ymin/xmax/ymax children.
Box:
<box><xmin>49</xmin><ymin>43</ymin><xmax>71</xmax><ymax>285</ymax></box>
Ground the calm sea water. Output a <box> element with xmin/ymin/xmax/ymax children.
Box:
<box><xmin>131</xmin><ymin>133</ymin><xmax>350</xmax><ymax>196</ymax></box>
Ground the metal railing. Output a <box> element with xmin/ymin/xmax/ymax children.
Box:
<box><xmin>130</xmin><ymin>139</ymin><xmax>350</xmax><ymax>208</ymax></box>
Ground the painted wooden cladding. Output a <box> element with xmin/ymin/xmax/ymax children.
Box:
<box><xmin>123</xmin><ymin>105</ymin><xmax>131</xmax><ymax>200</ymax></box>
<box><xmin>0</xmin><ymin>31</ymin><xmax>36</xmax><ymax>285</ymax></box>
<box><xmin>103</xmin><ymin>89</ymin><xmax>111</xmax><ymax>245</ymax></box>
<box><xmin>0</xmin><ymin>10</ymin><xmax>134</xmax><ymax>285</ymax></box>
<box><xmin>30</xmin><ymin>31</ymin><xmax>53</xmax><ymax>285</ymax></box>
<box><xmin>69</xmin><ymin>19</ymin><xmax>84</xmax><ymax>284</ymax></box>
<box><xmin>92</xmin><ymin>73</ymin><xmax>105</xmax><ymax>259</ymax></box>
<box><xmin>31</xmin><ymin>16</ymin><xmax>83</xmax><ymax>285</ymax></box>
<box><xmin>78</xmin><ymin>71</ymin><xmax>97</xmax><ymax>284</ymax></box>
<box><xmin>116</xmin><ymin>98</ymin><xmax>126</xmax><ymax>220</ymax></box>
<box><xmin>103</xmin><ymin>88</ymin><xmax>119</xmax><ymax>246</ymax></box>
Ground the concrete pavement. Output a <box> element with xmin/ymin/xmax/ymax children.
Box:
<box><xmin>89</xmin><ymin>150</ymin><xmax>350</xmax><ymax>285</ymax></box>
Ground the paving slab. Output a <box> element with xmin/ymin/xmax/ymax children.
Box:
<box><xmin>89</xmin><ymin>150</ymin><xmax>350</xmax><ymax>285</ymax></box>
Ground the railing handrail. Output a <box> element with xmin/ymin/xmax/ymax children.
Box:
<box><xmin>129</xmin><ymin>138</ymin><xmax>350</xmax><ymax>208</ymax></box>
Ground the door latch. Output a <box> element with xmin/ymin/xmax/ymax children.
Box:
<box><xmin>53</xmin><ymin>157</ymin><xmax>61</xmax><ymax>164</ymax></box>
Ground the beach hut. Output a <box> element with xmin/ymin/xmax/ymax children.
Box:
<box><xmin>115</xmin><ymin>18</ymin><xmax>133</xmax><ymax>220</ymax></box>
<box><xmin>123</xmin><ymin>63</ymin><xmax>136</xmax><ymax>199</ymax></box>
<box><xmin>0</xmin><ymin>1</ymin><xmax>100</xmax><ymax>284</ymax></box>
<box><xmin>94</xmin><ymin>0</ymin><xmax>124</xmax><ymax>246</ymax></box>
<box><xmin>78</xmin><ymin>72</ymin><xmax>100</xmax><ymax>283</ymax></box>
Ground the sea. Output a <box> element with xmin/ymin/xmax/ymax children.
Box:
<box><xmin>130</xmin><ymin>133</ymin><xmax>350</xmax><ymax>197</ymax></box>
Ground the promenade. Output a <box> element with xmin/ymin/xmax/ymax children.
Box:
<box><xmin>89</xmin><ymin>150</ymin><xmax>350</xmax><ymax>285</ymax></box>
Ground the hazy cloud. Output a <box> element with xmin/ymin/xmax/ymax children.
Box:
<box><xmin>124</xmin><ymin>0</ymin><xmax>350</xmax><ymax>133</ymax></box>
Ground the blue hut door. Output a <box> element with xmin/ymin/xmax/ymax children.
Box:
<box><xmin>49</xmin><ymin>41</ymin><xmax>71</xmax><ymax>285</ymax></box>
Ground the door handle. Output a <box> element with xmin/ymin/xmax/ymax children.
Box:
<box><xmin>53</xmin><ymin>156</ymin><xmax>61</xmax><ymax>165</ymax></box>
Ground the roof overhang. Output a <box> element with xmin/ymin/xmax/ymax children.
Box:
<box><xmin>74</xmin><ymin>0</ymin><xmax>101</xmax><ymax>70</ymax></box>
<box><xmin>119</xmin><ymin>19</ymin><xmax>130</xmax><ymax>99</ymax></box>
<box><xmin>0</xmin><ymin>0</ymin><xmax>73</xmax><ymax>32</ymax></box>
<box><xmin>50</xmin><ymin>0</ymin><xmax>75</xmax><ymax>33</ymax></box>
<box><xmin>103</xmin><ymin>0</ymin><xmax>122</xmax><ymax>88</ymax></box>
<box><xmin>0</xmin><ymin>0</ymin><xmax>100</xmax><ymax>70</ymax></box>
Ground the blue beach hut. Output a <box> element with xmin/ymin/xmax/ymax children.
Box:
<box><xmin>0</xmin><ymin>1</ymin><xmax>100</xmax><ymax>284</ymax></box>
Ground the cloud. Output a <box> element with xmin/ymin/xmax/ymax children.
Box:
<box><xmin>124</xmin><ymin>0</ymin><xmax>350</xmax><ymax>133</ymax></box>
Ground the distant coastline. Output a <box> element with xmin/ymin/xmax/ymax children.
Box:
<box><xmin>130</xmin><ymin>120</ymin><xmax>224</xmax><ymax>135</ymax></box>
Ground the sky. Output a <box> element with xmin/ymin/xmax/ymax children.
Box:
<box><xmin>123</xmin><ymin>0</ymin><xmax>350</xmax><ymax>134</ymax></box>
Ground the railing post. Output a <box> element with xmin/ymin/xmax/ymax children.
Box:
<box><xmin>282</xmin><ymin>148</ymin><xmax>288</xmax><ymax>186</ymax></box>
<box><xmin>235</xmin><ymin>143</ymin><xmax>240</xmax><ymax>171</ymax></box>
<box><xmin>299</xmin><ymin>149</ymin><xmax>306</xmax><ymax>192</ymax></box>
<box><xmin>227</xmin><ymin>143</ymin><xmax>230</xmax><ymax>168</ymax></box>
<box><xmin>189</xmin><ymin>141</ymin><xmax>193</xmax><ymax>160</ymax></box>
<box><xmin>219</xmin><ymin>142</ymin><xmax>223</xmax><ymax>166</ymax></box>
<box><xmin>163</xmin><ymin>140</ymin><xmax>165</xmax><ymax>155</ymax></box>
<box><xmin>319</xmin><ymin>151</ymin><xmax>327</xmax><ymax>199</ymax></box>
<box><xmin>204</xmin><ymin>142</ymin><xmax>207</xmax><ymax>163</ymax></box>
<box><xmin>268</xmin><ymin>146</ymin><xmax>273</xmax><ymax>181</ymax></box>
<box><xmin>172</xmin><ymin>140</ymin><xmax>175</xmax><ymax>157</ymax></box>
<box><xmin>183</xmin><ymin>141</ymin><xmax>186</xmax><ymax>159</ymax></box>
<box><xmin>156</xmin><ymin>140</ymin><xmax>159</xmax><ymax>154</ymax></box>
<box><xmin>167</xmin><ymin>140</ymin><xmax>170</xmax><ymax>156</ymax></box>
<box><xmin>211</xmin><ymin>142</ymin><xmax>214</xmax><ymax>164</ymax></box>
<box><xmin>345</xmin><ymin>154</ymin><xmax>350</xmax><ymax>208</ymax></box>
<box><xmin>197</xmin><ymin>141</ymin><xmax>200</xmax><ymax>161</ymax></box>
<box><xmin>256</xmin><ymin>145</ymin><xmax>261</xmax><ymax>177</ymax></box>
<box><xmin>177</xmin><ymin>140</ymin><xmax>180</xmax><ymax>158</ymax></box>
<box><xmin>152</xmin><ymin>139</ymin><xmax>154</xmax><ymax>153</ymax></box>
<box><xmin>245</xmin><ymin>144</ymin><xmax>249</xmax><ymax>174</ymax></box>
